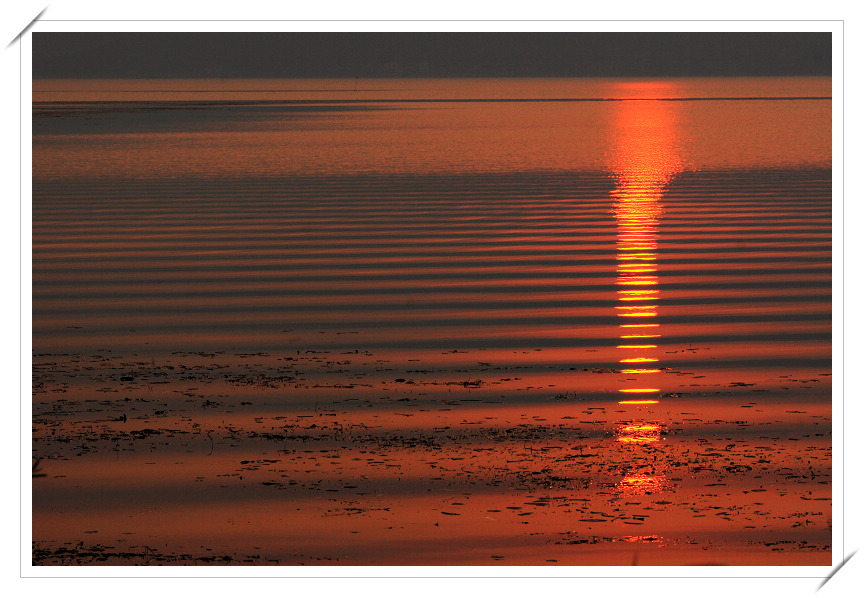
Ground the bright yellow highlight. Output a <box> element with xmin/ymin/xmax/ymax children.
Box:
<box><xmin>618</xmin><ymin>289</ymin><xmax>658</xmax><ymax>296</ymax></box>
<box><xmin>608</xmin><ymin>85</ymin><xmax>685</xmax><ymax>496</ymax></box>
<box><xmin>617</xmin><ymin>279</ymin><xmax>658</xmax><ymax>286</ymax></box>
<box><xmin>620</xmin><ymin>477</ymin><xmax>653</xmax><ymax>486</ymax></box>
<box><xmin>620</xmin><ymin>357</ymin><xmax>658</xmax><ymax>363</ymax></box>
<box><xmin>623</xmin><ymin>424</ymin><xmax>659</xmax><ymax>433</ymax></box>
<box><xmin>609</xmin><ymin>90</ymin><xmax>685</xmax><ymax>410</ymax></box>
<box><xmin>618</xmin><ymin>246</ymin><xmax>656</xmax><ymax>252</ymax></box>
<box><xmin>617</xmin><ymin>244</ymin><xmax>657</xmax><ymax>250</ymax></box>
<box><xmin>617</xmin><ymin>423</ymin><xmax>662</xmax><ymax>444</ymax></box>
<box><xmin>616</xmin><ymin>267</ymin><xmax>657</xmax><ymax>274</ymax></box>
<box><xmin>617</xmin><ymin>473</ymin><xmax>666</xmax><ymax>495</ymax></box>
<box><xmin>617</xmin><ymin>254</ymin><xmax>658</xmax><ymax>261</ymax></box>
<box><xmin>618</xmin><ymin>345</ymin><xmax>657</xmax><ymax>350</ymax></box>
<box><xmin>618</xmin><ymin>399</ymin><xmax>660</xmax><ymax>405</ymax></box>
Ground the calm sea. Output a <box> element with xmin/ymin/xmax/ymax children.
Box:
<box><xmin>32</xmin><ymin>77</ymin><xmax>832</xmax><ymax>566</ymax></box>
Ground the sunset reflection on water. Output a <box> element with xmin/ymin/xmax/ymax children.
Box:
<box><xmin>608</xmin><ymin>83</ymin><xmax>683</xmax><ymax>492</ymax></box>
<box><xmin>31</xmin><ymin>75</ymin><xmax>832</xmax><ymax>566</ymax></box>
<box><xmin>617</xmin><ymin>472</ymin><xmax>669</xmax><ymax>496</ymax></box>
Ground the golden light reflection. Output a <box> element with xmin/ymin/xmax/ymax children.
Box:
<box><xmin>618</xmin><ymin>400</ymin><xmax>660</xmax><ymax>405</ymax></box>
<box><xmin>617</xmin><ymin>254</ymin><xmax>658</xmax><ymax>261</ymax></box>
<box><xmin>619</xmin><ymin>357</ymin><xmax>658</xmax><ymax>363</ymax></box>
<box><xmin>617</xmin><ymin>473</ymin><xmax>667</xmax><ymax>496</ymax></box>
<box><xmin>607</xmin><ymin>83</ymin><xmax>683</xmax><ymax>502</ymax></box>
<box><xmin>617</xmin><ymin>278</ymin><xmax>658</xmax><ymax>286</ymax></box>
<box><xmin>617</xmin><ymin>268</ymin><xmax>657</xmax><ymax>274</ymax></box>
<box><xmin>618</xmin><ymin>290</ymin><xmax>657</xmax><ymax>296</ymax></box>
<box><xmin>616</xmin><ymin>345</ymin><xmax>658</xmax><ymax>349</ymax></box>
<box><xmin>621</xmin><ymin>369</ymin><xmax>660</xmax><ymax>374</ymax></box>
<box><xmin>610</xmin><ymin>88</ymin><xmax>681</xmax><ymax>402</ymax></box>
<box><xmin>617</xmin><ymin>423</ymin><xmax>662</xmax><ymax>444</ymax></box>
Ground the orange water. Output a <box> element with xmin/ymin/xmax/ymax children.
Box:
<box><xmin>32</xmin><ymin>77</ymin><xmax>831</xmax><ymax>566</ymax></box>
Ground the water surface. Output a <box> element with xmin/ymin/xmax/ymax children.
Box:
<box><xmin>32</xmin><ymin>77</ymin><xmax>831</xmax><ymax>566</ymax></box>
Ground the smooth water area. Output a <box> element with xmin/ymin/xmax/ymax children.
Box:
<box><xmin>32</xmin><ymin>77</ymin><xmax>831</xmax><ymax>566</ymax></box>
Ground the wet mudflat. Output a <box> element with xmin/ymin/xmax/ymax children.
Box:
<box><xmin>32</xmin><ymin>347</ymin><xmax>830</xmax><ymax>566</ymax></box>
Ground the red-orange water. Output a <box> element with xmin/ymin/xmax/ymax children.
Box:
<box><xmin>31</xmin><ymin>77</ymin><xmax>831</xmax><ymax>566</ymax></box>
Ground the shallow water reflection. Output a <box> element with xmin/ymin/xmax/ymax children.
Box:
<box><xmin>608</xmin><ymin>84</ymin><xmax>683</xmax><ymax>498</ymax></box>
<box><xmin>31</xmin><ymin>77</ymin><xmax>832</xmax><ymax>566</ymax></box>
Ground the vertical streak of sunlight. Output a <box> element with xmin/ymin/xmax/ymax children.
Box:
<box><xmin>606</xmin><ymin>83</ymin><xmax>684</xmax><ymax>498</ymax></box>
